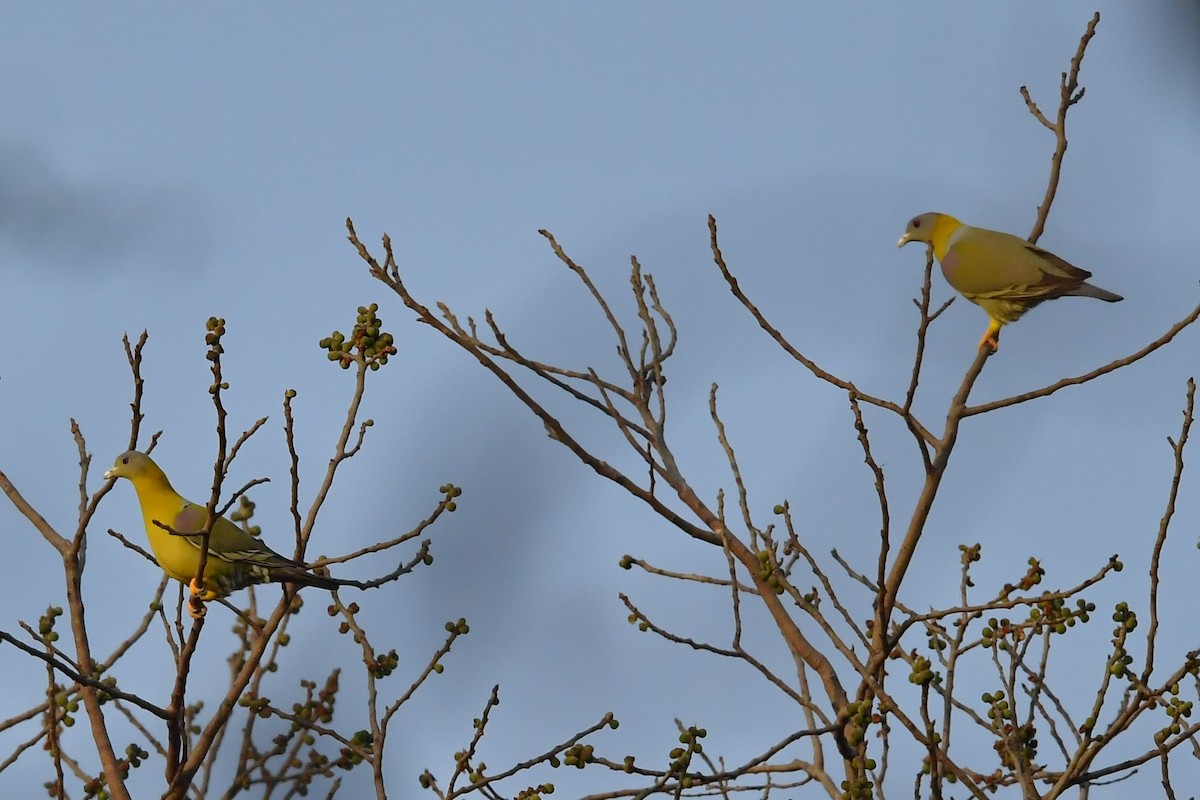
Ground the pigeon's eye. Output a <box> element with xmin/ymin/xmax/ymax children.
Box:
<box><xmin>122</xmin><ymin>457</ymin><xmax>130</xmax><ymax>465</ymax></box>
<box><xmin>911</xmin><ymin>218</ymin><xmax>922</xmax><ymax>229</ymax></box>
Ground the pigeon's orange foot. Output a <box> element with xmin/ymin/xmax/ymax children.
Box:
<box><xmin>189</xmin><ymin>577</ymin><xmax>220</xmax><ymax>600</ymax></box>
<box><xmin>978</xmin><ymin>323</ymin><xmax>1001</xmax><ymax>352</ymax></box>
<box><xmin>188</xmin><ymin>578</ymin><xmax>211</xmax><ymax>618</ymax></box>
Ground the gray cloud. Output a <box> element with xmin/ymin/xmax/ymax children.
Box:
<box><xmin>0</xmin><ymin>141</ymin><xmax>209</xmax><ymax>269</ymax></box>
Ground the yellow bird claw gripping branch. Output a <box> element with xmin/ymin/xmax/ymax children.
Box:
<box><xmin>898</xmin><ymin>212</ymin><xmax>1122</xmax><ymax>351</ymax></box>
<box><xmin>105</xmin><ymin>451</ymin><xmax>338</xmax><ymax>612</ymax></box>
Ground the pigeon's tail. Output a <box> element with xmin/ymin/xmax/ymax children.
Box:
<box><xmin>1069</xmin><ymin>282</ymin><xmax>1123</xmax><ymax>303</ymax></box>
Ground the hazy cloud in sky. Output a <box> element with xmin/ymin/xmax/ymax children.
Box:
<box><xmin>0</xmin><ymin>140</ymin><xmax>208</xmax><ymax>269</ymax></box>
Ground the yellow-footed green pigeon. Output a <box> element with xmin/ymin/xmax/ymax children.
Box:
<box><xmin>106</xmin><ymin>451</ymin><xmax>336</xmax><ymax>614</ymax></box>
<box><xmin>898</xmin><ymin>212</ymin><xmax>1122</xmax><ymax>350</ymax></box>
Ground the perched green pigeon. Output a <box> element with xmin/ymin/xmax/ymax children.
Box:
<box><xmin>106</xmin><ymin>451</ymin><xmax>337</xmax><ymax>615</ymax></box>
<box><xmin>898</xmin><ymin>212</ymin><xmax>1122</xmax><ymax>350</ymax></box>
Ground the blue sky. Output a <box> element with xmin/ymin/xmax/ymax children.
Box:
<box><xmin>1</xmin><ymin>4</ymin><xmax>1198</xmax><ymax>796</ymax></box>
